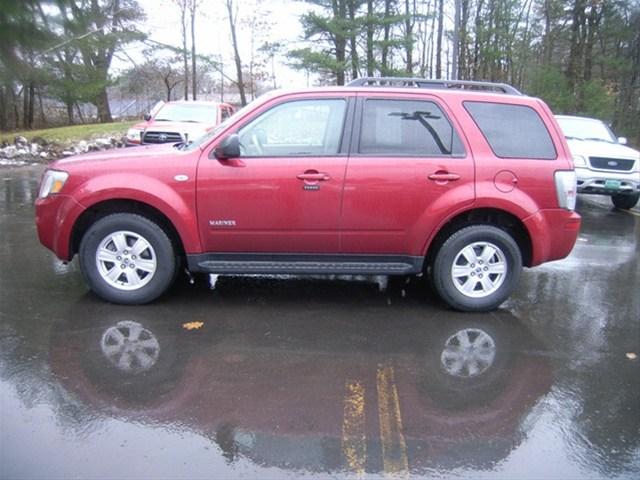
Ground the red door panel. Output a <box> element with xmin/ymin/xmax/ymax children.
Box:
<box><xmin>340</xmin><ymin>95</ymin><xmax>475</xmax><ymax>256</ymax></box>
<box><xmin>196</xmin><ymin>155</ymin><xmax>346</xmax><ymax>253</ymax></box>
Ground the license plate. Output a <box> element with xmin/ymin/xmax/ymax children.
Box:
<box><xmin>605</xmin><ymin>179</ymin><xmax>621</xmax><ymax>190</ymax></box>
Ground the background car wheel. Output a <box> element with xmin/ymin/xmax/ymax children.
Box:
<box><xmin>432</xmin><ymin>225</ymin><xmax>522</xmax><ymax>312</ymax></box>
<box><xmin>79</xmin><ymin>213</ymin><xmax>177</xmax><ymax>304</ymax></box>
<box><xmin>611</xmin><ymin>193</ymin><xmax>639</xmax><ymax>210</ymax></box>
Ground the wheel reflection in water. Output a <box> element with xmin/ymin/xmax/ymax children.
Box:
<box><xmin>100</xmin><ymin>321</ymin><xmax>161</xmax><ymax>374</ymax></box>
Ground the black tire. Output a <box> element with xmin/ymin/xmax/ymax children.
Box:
<box><xmin>611</xmin><ymin>193</ymin><xmax>639</xmax><ymax>210</ymax></box>
<box><xmin>79</xmin><ymin>213</ymin><xmax>177</xmax><ymax>304</ymax></box>
<box><xmin>431</xmin><ymin>225</ymin><xmax>522</xmax><ymax>312</ymax></box>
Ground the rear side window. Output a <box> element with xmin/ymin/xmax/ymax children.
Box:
<box><xmin>464</xmin><ymin>102</ymin><xmax>557</xmax><ymax>159</ymax></box>
<box><xmin>359</xmin><ymin>99</ymin><xmax>464</xmax><ymax>156</ymax></box>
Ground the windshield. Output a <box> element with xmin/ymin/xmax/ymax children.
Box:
<box><xmin>556</xmin><ymin>117</ymin><xmax>617</xmax><ymax>143</ymax></box>
<box><xmin>154</xmin><ymin>103</ymin><xmax>219</xmax><ymax>123</ymax></box>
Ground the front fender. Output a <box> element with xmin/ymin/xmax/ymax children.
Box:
<box><xmin>71</xmin><ymin>173</ymin><xmax>201</xmax><ymax>255</ymax></box>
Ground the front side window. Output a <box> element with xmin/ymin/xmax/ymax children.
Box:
<box><xmin>359</xmin><ymin>99</ymin><xmax>464</xmax><ymax>156</ymax></box>
<box><xmin>238</xmin><ymin>99</ymin><xmax>347</xmax><ymax>157</ymax></box>
<box><xmin>464</xmin><ymin>101</ymin><xmax>557</xmax><ymax>159</ymax></box>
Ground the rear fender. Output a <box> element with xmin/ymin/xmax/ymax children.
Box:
<box><xmin>416</xmin><ymin>183</ymin><xmax>540</xmax><ymax>257</ymax></box>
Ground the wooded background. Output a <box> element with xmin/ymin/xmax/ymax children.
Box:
<box><xmin>1</xmin><ymin>0</ymin><xmax>639</xmax><ymax>144</ymax></box>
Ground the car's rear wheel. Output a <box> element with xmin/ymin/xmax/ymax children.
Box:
<box><xmin>611</xmin><ymin>192</ymin><xmax>639</xmax><ymax>210</ymax></box>
<box><xmin>432</xmin><ymin>225</ymin><xmax>522</xmax><ymax>312</ymax></box>
<box><xmin>79</xmin><ymin>213</ymin><xmax>177</xmax><ymax>304</ymax></box>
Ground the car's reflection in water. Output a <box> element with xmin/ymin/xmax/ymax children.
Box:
<box><xmin>49</xmin><ymin>277</ymin><xmax>552</xmax><ymax>476</ymax></box>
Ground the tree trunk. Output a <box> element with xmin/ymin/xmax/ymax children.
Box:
<box><xmin>452</xmin><ymin>0</ymin><xmax>460</xmax><ymax>79</ymax></box>
<box><xmin>381</xmin><ymin>0</ymin><xmax>392</xmax><ymax>75</ymax></box>
<box><xmin>567</xmin><ymin>0</ymin><xmax>586</xmax><ymax>92</ymax></box>
<box><xmin>366</xmin><ymin>0</ymin><xmax>374</xmax><ymax>76</ymax></box>
<box><xmin>22</xmin><ymin>84</ymin><xmax>29</xmax><ymax>130</ymax></box>
<box><xmin>473</xmin><ymin>0</ymin><xmax>485</xmax><ymax>79</ymax></box>
<box><xmin>0</xmin><ymin>86</ymin><xmax>7</xmax><ymax>132</ymax></box>
<box><xmin>436</xmin><ymin>0</ymin><xmax>444</xmax><ymax>79</ymax></box>
<box><xmin>332</xmin><ymin>0</ymin><xmax>347</xmax><ymax>85</ymax></box>
<box><xmin>27</xmin><ymin>82</ymin><xmax>35</xmax><ymax>129</ymax></box>
<box><xmin>459</xmin><ymin>0</ymin><xmax>469</xmax><ymax>80</ymax></box>
<box><xmin>583</xmin><ymin>1</ymin><xmax>601</xmax><ymax>83</ymax></box>
<box><xmin>190</xmin><ymin>0</ymin><xmax>197</xmax><ymax>100</ymax></box>
<box><xmin>180</xmin><ymin>1</ymin><xmax>189</xmax><ymax>100</ymax></box>
<box><xmin>95</xmin><ymin>88</ymin><xmax>113</xmax><ymax>123</ymax></box>
<box><xmin>348</xmin><ymin>0</ymin><xmax>359</xmax><ymax>80</ymax></box>
<box><xmin>226</xmin><ymin>0</ymin><xmax>247</xmax><ymax>105</ymax></box>
<box><xmin>66</xmin><ymin>102</ymin><xmax>75</xmax><ymax>125</ymax></box>
<box><xmin>37</xmin><ymin>87</ymin><xmax>45</xmax><ymax>128</ymax></box>
<box><xmin>404</xmin><ymin>0</ymin><xmax>413</xmax><ymax>74</ymax></box>
<box><xmin>541</xmin><ymin>0</ymin><xmax>553</xmax><ymax>66</ymax></box>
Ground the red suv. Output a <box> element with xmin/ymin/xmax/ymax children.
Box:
<box><xmin>35</xmin><ymin>78</ymin><xmax>581</xmax><ymax>311</ymax></box>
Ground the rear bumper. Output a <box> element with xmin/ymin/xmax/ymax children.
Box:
<box><xmin>523</xmin><ymin>209</ymin><xmax>581</xmax><ymax>266</ymax></box>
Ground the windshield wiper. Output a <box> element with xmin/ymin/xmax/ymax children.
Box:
<box><xmin>583</xmin><ymin>137</ymin><xmax>613</xmax><ymax>143</ymax></box>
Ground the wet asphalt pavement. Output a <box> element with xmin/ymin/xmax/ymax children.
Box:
<box><xmin>1</xmin><ymin>165</ymin><xmax>639</xmax><ymax>479</ymax></box>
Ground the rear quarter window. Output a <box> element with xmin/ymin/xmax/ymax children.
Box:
<box><xmin>464</xmin><ymin>101</ymin><xmax>557</xmax><ymax>160</ymax></box>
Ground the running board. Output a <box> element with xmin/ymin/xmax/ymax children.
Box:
<box><xmin>187</xmin><ymin>254</ymin><xmax>423</xmax><ymax>275</ymax></box>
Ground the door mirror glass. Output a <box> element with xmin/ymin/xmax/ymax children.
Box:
<box><xmin>214</xmin><ymin>134</ymin><xmax>241</xmax><ymax>159</ymax></box>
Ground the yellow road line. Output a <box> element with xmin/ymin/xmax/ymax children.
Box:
<box><xmin>377</xmin><ymin>366</ymin><xmax>409</xmax><ymax>478</ymax></box>
<box><xmin>342</xmin><ymin>380</ymin><xmax>367</xmax><ymax>477</ymax></box>
<box><xmin>625</xmin><ymin>209</ymin><xmax>640</xmax><ymax>217</ymax></box>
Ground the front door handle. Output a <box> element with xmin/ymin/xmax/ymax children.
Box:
<box><xmin>297</xmin><ymin>172</ymin><xmax>331</xmax><ymax>182</ymax></box>
<box><xmin>428</xmin><ymin>172</ymin><xmax>461</xmax><ymax>182</ymax></box>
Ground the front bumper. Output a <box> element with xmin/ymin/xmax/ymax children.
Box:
<box><xmin>35</xmin><ymin>194</ymin><xmax>86</xmax><ymax>261</ymax></box>
<box><xmin>576</xmin><ymin>167</ymin><xmax>640</xmax><ymax>196</ymax></box>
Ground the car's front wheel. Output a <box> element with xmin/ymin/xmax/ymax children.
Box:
<box><xmin>611</xmin><ymin>192</ymin><xmax>639</xmax><ymax>210</ymax></box>
<box><xmin>79</xmin><ymin>213</ymin><xmax>177</xmax><ymax>304</ymax></box>
<box><xmin>432</xmin><ymin>225</ymin><xmax>522</xmax><ymax>312</ymax></box>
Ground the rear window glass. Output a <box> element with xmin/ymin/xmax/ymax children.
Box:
<box><xmin>359</xmin><ymin>99</ymin><xmax>464</xmax><ymax>156</ymax></box>
<box><xmin>464</xmin><ymin>102</ymin><xmax>557</xmax><ymax>159</ymax></box>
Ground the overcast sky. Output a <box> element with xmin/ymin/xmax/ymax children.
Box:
<box><xmin>114</xmin><ymin>0</ymin><xmax>314</xmax><ymax>88</ymax></box>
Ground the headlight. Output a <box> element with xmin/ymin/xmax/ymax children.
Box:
<box><xmin>572</xmin><ymin>155</ymin><xmax>587</xmax><ymax>167</ymax></box>
<box><xmin>38</xmin><ymin>170</ymin><xmax>69</xmax><ymax>199</ymax></box>
<box><xmin>126</xmin><ymin>128</ymin><xmax>143</xmax><ymax>141</ymax></box>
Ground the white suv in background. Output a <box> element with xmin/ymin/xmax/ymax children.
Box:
<box><xmin>556</xmin><ymin>115</ymin><xmax>640</xmax><ymax>210</ymax></box>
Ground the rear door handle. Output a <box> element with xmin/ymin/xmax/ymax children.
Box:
<box><xmin>428</xmin><ymin>172</ymin><xmax>461</xmax><ymax>182</ymax></box>
<box><xmin>297</xmin><ymin>172</ymin><xmax>331</xmax><ymax>181</ymax></box>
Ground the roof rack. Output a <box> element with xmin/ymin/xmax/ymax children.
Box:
<box><xmin>347</xmin><ymin>77</ymin><xmax>522</xmax><ymax>95</ymax></box>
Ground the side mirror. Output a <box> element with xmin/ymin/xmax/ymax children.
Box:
<box><xmin>618</xmin><ymin>137</ymin><xmax>628</xmax><ymax>145</ymax></box>
<box><xmin>214</xmin><ymin>134</ymin><xmax>241</xmax><ymax>159</ymax></box>
<box><xmin>143</xmin><ymin>113</ymin><xmax>152</xmax><ymax>121</ymax></box>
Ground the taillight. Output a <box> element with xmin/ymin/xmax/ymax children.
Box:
<box><xmin>554</xmin><ymin>170</ymin><xmax>577</xmax><ymax>211</ymax></box>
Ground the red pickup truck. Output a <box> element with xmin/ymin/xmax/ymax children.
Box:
<box><xmin>35</xmin><ymin>78</ymin><xmax>580</xmax><ymax>311</ymax></box>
